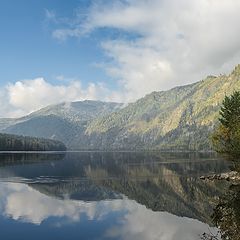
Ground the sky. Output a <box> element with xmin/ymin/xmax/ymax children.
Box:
<box><xmin>1</xmin><ymin>0</ymin><xmax>240</xmax><ymax>118</ymax></box>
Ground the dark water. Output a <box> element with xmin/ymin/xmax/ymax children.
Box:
<box><xmin>0</xmin><ymin>152</ymin><xmax>232</xmax><ymax>240</ymax></box>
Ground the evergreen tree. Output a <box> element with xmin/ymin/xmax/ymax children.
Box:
<box><xmin>0</xmin><ymin>133</ymin><xmax>66</xmax><ymax>151</ymax></box>
<box><xmin>212</xmin><ymin>91</ymin><xmax>240</xmax><ymax>155</ymax></box>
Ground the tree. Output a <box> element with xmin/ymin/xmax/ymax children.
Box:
<box><xmin>212</xmin><ymin>91</ymin><xmax>240</xmax><ymax>155</ymax></box>
<box><xmin>0</xmin><ymin>133</ymin><xmax>67</xmax><ymax>151</ymax></box>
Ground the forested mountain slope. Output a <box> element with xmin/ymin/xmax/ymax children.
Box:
<box><xmin>85</xmin><ymin>65</ymin><xmax>240</xmax><ymax>150</ymax></box>
<box><xmin>1</xmin><ymin>65</ymin><xmax>240</xmax><ymax>150</ymax></box>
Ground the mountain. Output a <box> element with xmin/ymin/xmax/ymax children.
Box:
<box><xmin>1</xmin><ymin>65</ymin><xmax>240</xmax><ymax>150</ymax></box>
<box><xmin>85</xmin><ymin>65</ymin><xmax>240</xmax><ymax>150</ymax></box>
<box><xmin>0</xmin><ymin>133</ymin><xmax>66</xmax><ymax>151</ymax></box>
<box><xmin>1</xmin><ymin>101</ymin><xmax>123</xmax><ymax>149</ymax></box>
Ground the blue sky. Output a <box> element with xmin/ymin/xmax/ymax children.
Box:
<box><xmin>1</xmin><ymin>0</ymin><xmax>240</xmax><ymax>117</ymax></box>
<box><xmin>0</xmin><ymin>0</ymin><xmax>111</xmax><ymax>87</ymax></box>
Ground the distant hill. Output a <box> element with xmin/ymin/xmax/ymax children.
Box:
<box><xmin>1</xmin><ymin>65</ymin><xmax>240</xmax><ymax>150</ymax></box>
<box><xmin>0</xmin><ymin>133</ymin><xmax>66</xmax><ymax>151</ymax></box>
<box><xmin>1</xmin><ymin>101</ymin><xmax>123</xmax><ymax>149</ymax></box>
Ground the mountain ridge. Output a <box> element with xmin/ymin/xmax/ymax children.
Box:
<box><xmin>83</xmin><ymin>65</ymin><xmax>240</xmax><ymax>150</ymax></box>
<box><xmin>1</xmin><ymin>64</ymin><xmax>240</xmax><ymax>150</ymax></box>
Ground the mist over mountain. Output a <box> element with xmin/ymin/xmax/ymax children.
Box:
<box><xmin>1</xmin><ymin>101</ymin><xmax>123</xmax><ymax>149</ymax></box>
<box><xmin>1</xmin><ymin>65</ymin><xmax>240</xmax><ymax>150</ymax></box>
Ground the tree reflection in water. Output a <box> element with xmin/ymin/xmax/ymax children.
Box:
<box><xmin>203</xmin><ymin>160</ymin><xmax>240</xmax><ymax>240</ymax></box>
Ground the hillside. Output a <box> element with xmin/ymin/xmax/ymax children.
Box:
<box><xmin>0</xmin><ymin>133</ymin><xmax>66</xmax><ymax>151</ymax></box>
<box><xmin>1</xmin><ymin>65</ymin><xmax>240</xmax><ymax>150</ymax></box>
<box><xmin>1</xmin><ymin>101</ymin><xmax>123</xmax><ymax>148</ymax></box>
<box><xmin>84</xmin><ymin>65</ymin><xmax>240</xmax><ymax>150</ymax></box>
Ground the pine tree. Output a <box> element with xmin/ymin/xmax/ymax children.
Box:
<box><xmin>219</xmin><ymin>91</ymin><xmax>240</xmax><ymax>128</ymax></box>
<box><xmin>212</xmin><ymin>91</ymin><xmax>240</xmax><ymax>155</ymax></box>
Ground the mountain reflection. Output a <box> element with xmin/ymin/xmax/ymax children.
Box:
<box><xmin>0</xmin><ymin>182</ymin><xmax>218</xmax><ymax>240</ymax></box>
<box><xmin>0</xmin><ymin>152</ymin><xmax>232</xmax><ymax>240</ymax></box>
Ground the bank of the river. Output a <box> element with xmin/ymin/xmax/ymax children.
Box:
<box><xmin>200</xmin><ymin>171</ymin><xmax>240</xmax><ymax>182</ymax></box>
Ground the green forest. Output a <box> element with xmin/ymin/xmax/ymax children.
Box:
<box><xmin>212</xmin><ymin>91</ymin><xmax>240</xmax><ymax>156</ymax></box>
<box><xmin>0</xmin><ymin>133</ymin><xmax>66</xmax><ymax>151</ymax></box>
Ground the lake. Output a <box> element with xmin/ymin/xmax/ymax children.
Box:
<box><xmin>0</xmin><ymin>152</ymin><xmax>232</xmax><ymax>240</ymax></box>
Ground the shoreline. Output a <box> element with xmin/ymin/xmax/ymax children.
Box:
<box><xmin>200</xmin><ymin>171</ymin><xmax>240</xmax><ymax>182</ymax></box>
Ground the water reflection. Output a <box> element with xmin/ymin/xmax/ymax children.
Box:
<box><xmin>0</xmin><ymin>182</ymin><xmax>218</xmax><ymax>240</ymax></box>
<box><xmin>211</xmin><ymin>160</ymin><xmax>240</xmax><ymax>240</ymax></box>
<box><xmin>0</xmin><ymin>152</ymin><xmax>233</xmax><ymax>240</ymax></box>
<box><xmin>0</xmin><ymin>182</ymin><xmax>125</xmax><ymax>225</ymax></box>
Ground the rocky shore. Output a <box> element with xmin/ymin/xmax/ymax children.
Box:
<box><xmin>200</xmin><ymin>171</ymin><xmax>240</xmax><ymax>182</ymax></box>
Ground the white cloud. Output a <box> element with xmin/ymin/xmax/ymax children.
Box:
<box><xmin>52</xmin><ymin>0</ymin><xmax>240</xmax><ymax>101</ymax></box>
<box><xmin>2</xmin><ymin>0</ymin><xmax>240</xmax><ymax>117</ymax></box>
<box><xmin>0</xmin><ymin>78</ymin><xmax>119</xmax><ymax>118</ymax></box>
<box><xmin>101</xmin><ymin>40</ymin><xmax>174</xmax><ymax>100</ymax></box>
<box><xmin>45</xmin><ymin>9</ymin><xmax>57</xmax><ymax>22</ymax></box>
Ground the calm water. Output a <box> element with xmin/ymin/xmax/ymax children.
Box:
<box><xmin>0</xmin><ymin>152</ymin><xmax>232</xmax><ymax>240</ymax></box>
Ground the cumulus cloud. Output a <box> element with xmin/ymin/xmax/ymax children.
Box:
<box><xmin>0</xmin><ymin>78</ymin><xmax>121</xmax><ymax>118</ymax></box>
<box><xmin>52</xmin><ymin>0</ymin><xmax>240</xmax><ymax>101</ymax></box>
<box><xmin>2</xmin><ymin>0</ymin><xmax>240</xmax><ymax>117</ymax></box>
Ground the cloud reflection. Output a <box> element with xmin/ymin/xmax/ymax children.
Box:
<box><xmin>0</xmin><ymin>182</ymin><xmax>217</xmax><ymax>240</ymax></box>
